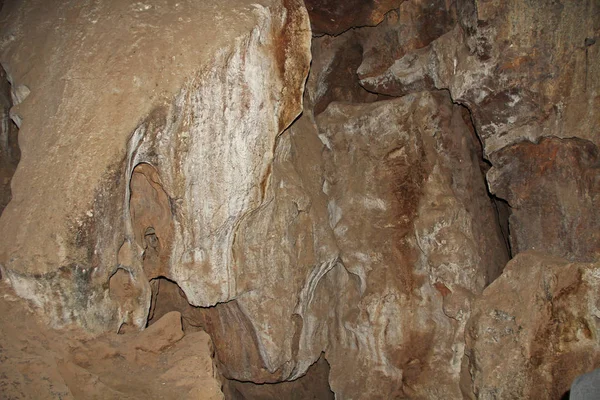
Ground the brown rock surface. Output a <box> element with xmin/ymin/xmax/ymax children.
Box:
<box><xmin>193</xmin><ymin>90</ymin><xmax>507</xmax><ymax>396</ymax></box>
<box><xmin>0</xmin><ymin>280</ymin><xmax>224</xmax><ymax>399</ymax></box>
<box><xmin>488</xmin><ymin>137</ymin><xmax>600</xmax><ymax>262</ymax></box>
<box><xmin>315</xmin><ymin>92</ymin><xmax>508</xmax><ymax>399</ymax></box>
<box><xmin>0</xmin><ymin>0</ymin><xmax>311</xmax><ymax>332</ymax></box>
<box><xmin>466</xmin><ymin>252</ymin><xmax>600</xmax><ymax>399</ymax></box>
<box><xmin>360</xmin><ymin>0</ymin><xmax>600</xmax><ymax>155</ymax></box>
<box><xmin>304</xmin><ymin>0</ymin><xmax>403</xmax><ymax>36</ymax></box>
<box><xmin>0</xmin><ymin>0</ymin><xmax>599</xmax><ymax>398</ymax></box>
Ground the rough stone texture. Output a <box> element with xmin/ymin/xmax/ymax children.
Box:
<box><xmin>488</xmin><ymin>137</ymin><xmax>600</xmax><ymax>262</ymax></box>
<box><xmin>315</xmin><ymin>92</ymin><xmax>507</xmax><ymax>399</ymax></box>
<box><xmin>304</xmin><ymin>0</ymin><xmax>403</xmax><ymax>36</ymax></box>
<box><xmin>222</xmin><ymin>355</ymin><xmax>334</xmax><ymax>400</ymax></box>
<box><xmin>132</xmin><ymin>310</ymin><xmax>184</xmax><ymax>353</ymax></box>
<box><xmin>193</xmin><ymin>90</ymin><xmax>507</xmax><ymax>396</ymax></box>
<box><xmin>0</xmin><ymin>0</ymin><xmax>311</xmax><ymax>331</ymax></box>
<box><xmin>1</xmin><ymin>0</ymin><xmax>599</xmax><ymax>398</ymax></box>
<box><xmin>465</xmin><ymin>252</ymin><xmax>600</xmax><ymax>399</ymax></box>
<box><xmin>344</xmin><ymin>0</ymin><xmax>600</xmax><ymax>361</ymax></box>
<box><xmin>0</xmin><ymin>280</ymin><xmax>224</xmax><ymax>399</ymax></box>
<box><xmin>361</xmin><ymin>0</ymin><xmax>600</xmax><ymax>157</ymax></box>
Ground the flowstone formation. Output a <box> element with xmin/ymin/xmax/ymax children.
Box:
<box><xmin>0</xmin><ymin>0</ymin><xmax>599</xmax><ymax>399</ymax></box>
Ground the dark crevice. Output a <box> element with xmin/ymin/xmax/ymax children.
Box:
<box><xmin>0</xmin><ymin>63</ymin><xmax>21</xmax><ymax>217</ymax></box>
<box><xmin>453</xmin><ymin>99</ymin><xmax>514</xmax><ymax>264</ymax></box>
<box><xmin>222</xmin><ymin>353</ymin><xmax>334</xmax><ymax>400</ymax></box>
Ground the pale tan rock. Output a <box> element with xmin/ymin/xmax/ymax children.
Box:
<box><xmin>132</xmin><ymin>311</ymin><xmax>183</xmax><ymax>353</ymax></box>
<box><xmin>465</xmin><ymin>252</ymin><xmax>600</xmax><ymax>399</ymax></box>
<box><xmin>195</xmin><ymin>90</ymin><xmax>508</xmax><ymax>397</ymax></box>
<box><xmin>0</xmin><ymin>0</ymin><xmax>311</xmax><ymax>332</ymax></box>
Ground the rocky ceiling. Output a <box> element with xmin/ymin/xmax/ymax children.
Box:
<box><xmin>0</xmin><ymin>0</ymin><xmax>599</xmax><ymax>399</ymax></box>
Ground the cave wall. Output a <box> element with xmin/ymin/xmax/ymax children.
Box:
<box><xmin>0</xmin><ymin>0</ymin><xmax>599</xmax><ymax>399</ymax></box>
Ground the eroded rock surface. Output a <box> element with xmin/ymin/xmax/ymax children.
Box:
<box><xmin>488</xmin><ymin>138</ymin><xmax>600</xmax><ymax>262</ymax></box>
<box><xmin>360</xmin><ymin>0</ymin><xmax>600</xmax><ymax>156</ymax></box>
<box><xmin>193</xmin><ymin>90</ymin><xmax>507</xmax><ymax>397</ymax></box>
<box><xmin>0</xmin><ymin>281</ymin><xmax>224</xmax><ymax>399</ymax></box>
<box><xmin>304</xmin><ymin>0</ymin><xmax>403</xmax><ymax>36</ymax></box>
<box><xmin>1</xmin><ymin>0</ymin><xmax>599</xmax><ymax>399</ymax></box>
<box><xmin>466</xmin><ymin>252</ymin><xmax>600</xmax><ymax>399</ymax></box>
<box><xmin>0</xmin><ymin>0</ymin><xmax>311</xmax><ymax>331</ymax></box>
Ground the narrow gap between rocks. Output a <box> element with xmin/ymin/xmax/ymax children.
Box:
<box><xmin>0</xmin><ymin>63</ymin><xmax>21</xmax><ymax>218</ymax></box>
<box><xmin>455</xmin><ymin>101</ymin><xmax>513</xmax><ymax>267</ymax></box>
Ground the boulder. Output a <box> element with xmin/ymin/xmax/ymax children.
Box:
<box><xmin>0</xmin><ymin>0</ymin><xmax>311</xmax><ymax>331</ymax></box>
<box><xmin>466</xmin><ymin>252</ymin><xmax>600</xmax><ymax>399</ymax></box>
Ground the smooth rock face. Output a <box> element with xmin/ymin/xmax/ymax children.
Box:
<box><xmin>466</xmin><ymin>252</ymin><xmax>600</xmax><ymax>399</ymax></box>
<box><xmin>0</xmin><ymin>0</ymin><xmax>311</xmax><ymax>331</ymax></box>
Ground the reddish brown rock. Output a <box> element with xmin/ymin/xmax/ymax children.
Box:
<box><xmin>488</xmin><ymin>137</ymin><xmax>600</xmax><ymax>262</ymax></box>
<box><xmin>358</xmin><ymin>0</ymin><xmax>600</xmax><ymax>156</ymax></box>
<box><xmin>465</xmin><ymin>252</ymin><xmax>600</xmax><ymax>399</ymax></box>
<box><xmin>304</xmin><ymin>0</ymin><xmax>403</xmax><ymax>36</ymax></box>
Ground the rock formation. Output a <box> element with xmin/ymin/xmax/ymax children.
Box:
<box><xmin>0</xmin><ymin>0</ymin><xmax>311</xmax><ymax>332</ymax></box>
<box><xmin>0</xmin><ymin>0</ymin><xmax>599</xmax><ymax>399</ymax></box>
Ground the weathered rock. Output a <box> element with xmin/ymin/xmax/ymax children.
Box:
<box><xmin>315</xmin><ymin>92</ymin><xmax>508</xmax><ymax>399</ymax></box>
<box><xmin>0</xmin><ymin>280</ymin><xmax>224</xmax><ymax>400</ymax></box>
<box><xmin>356</xmin><ymin>0</ymin><xmax>456</xmax><ymax>91</ymax></box>
<box><xmin>352</xmin><ymin>0</ymin><xmax>600</xmax><ymax>267</ymax></box>
<box><xmin>192</xmin><ymin>90</ymin><xmax>508</xmax><ymax>397</ymax></box>
<box><xmin>307</xmin><ymin>32</ymin><xmax>378</xmax><ymax>116</ymax></box>
<box><xmin>132</xmin><ymin>311</ymin><xmax>184</xmax><ymax>353</ymax></box>
<box><xmin>304</xmin><ymin>0</ymin><xmax>403</xmax><ymax>36</ymax></box>
<box><xmin>222</xmin><ymin>355</ymin><xmax>334</xmax><ymax>400</ymax></box>
<box><xmin>360</xmin><ymin>0</ymin><xmax>600</xmax><ymax>157</ymax></box>
<box><xmin>487</xmin><ymin>137</ymin><xmax>600</xmax><ymax>262</ymax></box>
<box><xmin>0</xmin><ymin>0</ymin><xmax>311</xmax><ymax>331</ymax></box>
<box><xmin>465</xmin><ymin>252</ymin><xmax>600</xmax><ymax>399</ymax></box>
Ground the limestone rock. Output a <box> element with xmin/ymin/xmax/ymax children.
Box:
<box><xmin>304</xmin><ymin>0</ymin><xmax>403</xmax><ymax>36</ymax></box>
<box><xmin>358</xmin><ymin>0</ymin><xmax>600</xmax><ymax>156</ymax></box>
<box><xmin>193</xmin><ymin>90</ymin><xmax>508</xmax><ymax>397</ymax></box>
<box><xmin>132</xmin><ymin>311</ymin><xmax>184</xmax><ymax>353</ymax></box>
<box><xmin>465</xmin><ymin>252</ymin><xmax>600</xmax><ymax>399</ymax></box>
<box><xmin>487</xmin><ymin>137</ymin><xmax>600</xmax><ymax>262</ymax></box>
<box><xmin>0</xmin><ymin>0</ymin><xmax>311</xmax><ymax>331</ymax></box>
<box><xmin>315</xmin><ymin>92</ymin><xmax>508</xmax><ymax>399</ymax></box>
